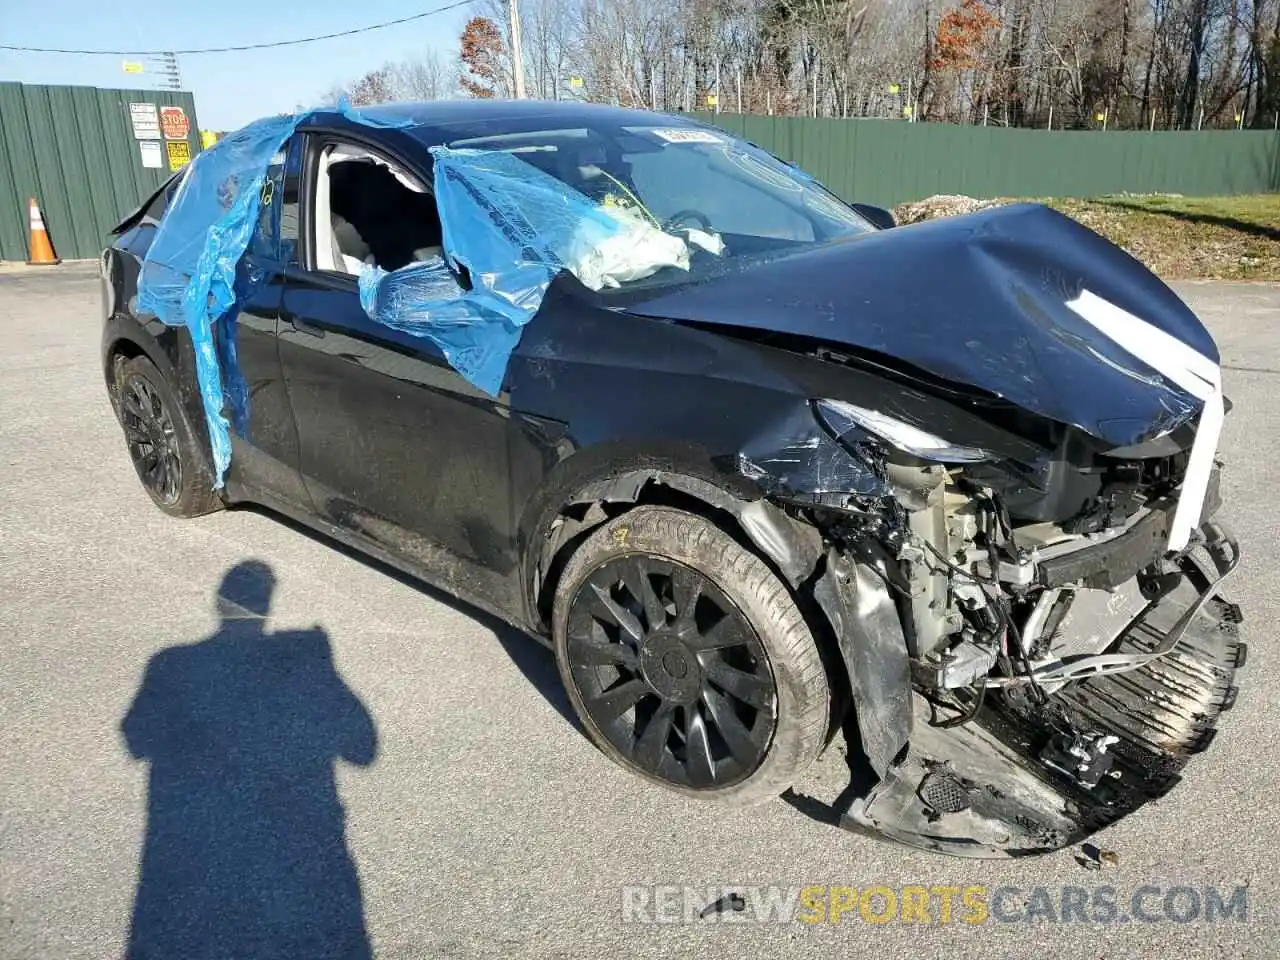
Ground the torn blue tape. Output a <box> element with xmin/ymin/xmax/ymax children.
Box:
<box><xmin>136</xmin><ymin>98</ymin><xmax>412</xmax><ymax>489</ymax></box>
<box><xmin>355</xmin><ymin>147</ymin><xmax>635</xmax><ymax>395</ymax></box>
<box><xmin>137</xmin><ymin>105</ymin><xmax>666</xmax><ymax>490</ymax></box>
<box><xmin>137</xmin><ymin>112</ymin><xmax>304</xmax><ymax>488</ymax></box>
<box><xmin>357</xmin><ymin>257</ymin><xmax>522</xmax><ymax>397</ymax></box>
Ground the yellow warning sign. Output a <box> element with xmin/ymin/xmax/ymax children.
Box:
<box><xmin>166</xmin><ymin>139</ymin><xmax>192</xmax><ymax>171</ymax></box>
<box><xmin>706</xmin><ymin>94</ymin><xmax>718</xmax><ymax>106</ymax></box>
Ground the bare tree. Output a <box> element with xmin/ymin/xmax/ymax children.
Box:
<box><xmin>342</xmin><ymin>67</ymin><xmax>395</xmax><ymax>106</ymax></box>
<box><xmin>326</xmin><ymin>50</ymin><xmax>456</xmax><ymax>105</ymax></box>
<box><xmin>320</xmin><ymin>0</ymin><xmax>1280</xmax><ymax>126</ymax></box>
<box><xmin>389</xmin><ymin>50</ymin><xmax>453</xmax><ymax>101</ymax></box>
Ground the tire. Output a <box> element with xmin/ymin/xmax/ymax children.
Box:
<box><xmin>113</xmin><ymin>355</ymin><xmax>222</xmax><ymax>518</ymax></box>
<box><xmin>552</xmin><ymin>505</ymin><xmax>830</xmax><ymax>806</ymax></box>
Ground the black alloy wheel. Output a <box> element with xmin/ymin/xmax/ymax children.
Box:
<box><xmin>563</xmin><ymin>554</ymin><xmax>779</xmax><ymax>789</ymax></box>
<box><xmin>112</xmin><ymin>355</ymin><xmax>222</xmax><ymax>518</ymax></box>
<box><xmin>120</xmin><ymin>372</ymin><xmax>183</xmax><ymax>505</ymax></box>
<box><xmin>552</xmin><ymin>506</ymin><xmax>830</xmax><ymax>805</ymax></box>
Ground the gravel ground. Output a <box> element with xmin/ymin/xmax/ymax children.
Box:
<box><xmin>1</xmin><ymin>264</ymin><xmax>1277</xmax><ymax>958</ymax></box>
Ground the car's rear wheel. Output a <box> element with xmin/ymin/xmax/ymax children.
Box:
<box><xmin>552</xmin><ymin>505</ymin><xmax>830</xmax><ymax>806</ymax></box>
<box><xmin>114</xmin><ymin>355</ymin><xmax>222</xmax><ymax>518</ymax></box>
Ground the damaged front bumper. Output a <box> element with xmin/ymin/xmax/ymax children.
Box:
<box><xmin>828</xmin><ymin>521</ymin><xmax>1243</xmax><ymax>857</ymax></box>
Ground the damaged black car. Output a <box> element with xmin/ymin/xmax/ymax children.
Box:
<box><xmin>101</xmin><ymin>100</ymin><xmax>1244</xmax><ymax>857</ymax></box>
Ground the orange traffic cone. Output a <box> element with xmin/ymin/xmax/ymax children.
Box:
<box><xmin>26</xmin><ymin>197</ymin><xmax>60</xmax><ymax>266</ymax></box>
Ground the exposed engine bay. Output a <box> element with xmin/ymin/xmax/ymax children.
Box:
<box><xmin>541</xmin><ymin>402</ymin><xmax>1244</xmax><ymax>856</ymax></box>
<box><xmin>561</xmin><ymin>203</ymin><xmax>1248</xmax><ymax>855</ymax></box>
<box><xmin>801</xmin><ymin>429</ymin><xmax>1243</xmax><ymax>856</ymax></box>
<box><xmin>871</xmin><ymin>456</ymin><xmax>1226</xmax><ymax>693</ymax></box>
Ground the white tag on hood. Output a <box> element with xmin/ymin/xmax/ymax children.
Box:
<box><xmin>1065</xmin><ymin>289</ymin><xmax>1222</xmax><ymax>553</ymax></box>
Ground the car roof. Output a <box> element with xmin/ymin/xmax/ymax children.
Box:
<box><xmin>305</xmin><ymin>99</ymin><xmax>708</xmax><ymax>145</ymax></box>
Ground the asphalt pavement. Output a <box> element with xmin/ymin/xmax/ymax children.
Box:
<box><xmin>1</xmin><ymin>262</ymin><xmax>1277</xmax><ymax>958</ymax></box>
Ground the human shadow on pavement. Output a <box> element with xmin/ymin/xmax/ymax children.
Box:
<box><xmin>121</xmin><ymin>560</ymin><xmax>377</xmax><ymax>960</ymax></box>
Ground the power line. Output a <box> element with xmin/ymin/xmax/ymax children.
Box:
<box><xmin>0</xmin><ymin>2</ymin><xmax>476</xmax><ymax>57</ymax></box>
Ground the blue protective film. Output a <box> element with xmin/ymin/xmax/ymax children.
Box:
<box><xmin>138</xmin><ymin>111</ymin><xmax>694</xmax><ymax>488</ymax></box>
<box><xmin>356</xmin><ymin>145</ymin><xmax>691</xmax><ymax>394</ymax></box>
<box><xmin>356</xmin><ymin>257</ymin><xmax>522</xmax><ymax>397</ymax></box>
<box><xmin>137</xmin><ymin>112</ymin><xmax>304</xmax><ymax>486</ymax></box>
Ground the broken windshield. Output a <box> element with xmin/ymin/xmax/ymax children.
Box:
<box><xmin>444</xmin><ymin>123</ymin><xmax>874</xmax><ymax>291</ymax></box>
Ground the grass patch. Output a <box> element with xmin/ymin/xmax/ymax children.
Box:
<box><xmin>1040</xmin><ymin>194</ymin><xmax>1280</xmax><ymax>281</ymax></box>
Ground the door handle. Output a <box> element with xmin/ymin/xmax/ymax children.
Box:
<box><xmin>286</xmin><ymin>317</ymin><xmax>326</xmax><ymax>338</ymax></box>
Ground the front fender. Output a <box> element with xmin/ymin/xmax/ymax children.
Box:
<box><xmin>522</xmin><ymin>455</ymin><xmax>824</xmax><ymax>628</ymax></box>
<box><xmin>812</xmin><ymin>547</ymin><xmax>912</xmax><ymax>778</ymax></box>
<box><xmin>522</xmin><ymin>456</ymin><xmax>915</xmax><ymax>774</ymax></box>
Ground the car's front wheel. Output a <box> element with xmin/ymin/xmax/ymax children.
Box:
<box><xmin>552</xmin><ymin>505</ymin><xmax>830</xmax><ymax>806</ymax></box>
<box><xmin>113</xmin><ymin>354</ymin><xmax>222</xmax><ymax>518</ymax></box>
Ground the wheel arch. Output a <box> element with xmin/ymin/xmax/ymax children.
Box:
<box><xmin>525</xmin><ymin>464</ymin><xmax>815</xmax><ymax>620</ymax></box>
<box><xmin>102</xmin><ymin>316</ymin><xmax>179</xmax><ymax>405</ymax></box>
<box><xmin>103</xmin><ymin>335</ymin><xmax>147</xmax><ymax>416</ymax></box>
<box><xmin>102</xmin><ymin>317</ymin><xmax>216</xmax><ymax>484</ymax></box>
<box><xmin>522</xmin><ymin>458</ymin><xmax>853</xmax><ymax>743</ymax></box>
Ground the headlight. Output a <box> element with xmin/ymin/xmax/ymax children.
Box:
<box><xmin>814</xmin><ymin>398</ymin><xmax>991</xmax><ymax>463</ymax></box>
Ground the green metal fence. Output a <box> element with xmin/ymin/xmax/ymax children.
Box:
<box><xmin>0</xmin><ymin>82</ymin><xmax>200</xmax><ymax>262</ymax></box>
<box><xmin>699</xmin><ymin>113</ymin><xmax>1280</xmax><ymax>208</ymax></box>
<box><xmin>1</xmin><ymin>92</ymin><xmax>1275</xmax><ymax>260</ymax></box>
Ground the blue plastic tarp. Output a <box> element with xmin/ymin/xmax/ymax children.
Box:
<box><xmin>137</xmin><ymin>113</ymin><xmax>304</xmax><ymax>487</ymax></box>
<box><xmin>138</xmin><ymin>107</ymin><xmax>691</xmax><ymax>489</ymax></box>
<box><xmin>356</xmin><ymin>147</ymin><xmax>649</xmax><ymax>395</ymax></box>
<box><xmin>137</xmin><ymin>101</ymin><xmax>416</xmax><ymax>488</ymax></box>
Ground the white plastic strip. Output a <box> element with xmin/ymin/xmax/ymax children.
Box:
<box><xmin>647</xmin><ymin>128</ymin><xmax>724</xmax><ymax>144</ymax></box>
<box><xmin>1066</xmin><ymin>290</ymin><xmax>1222</xmax><ymax>553</ymax></box>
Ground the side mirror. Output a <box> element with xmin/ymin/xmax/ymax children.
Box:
<box><xmin>851</xmin><ymin>202</ymin><xmax>896</xmax><ymax>230</ymax></box>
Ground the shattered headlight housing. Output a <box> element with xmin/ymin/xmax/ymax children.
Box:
<box><xmin>814</xmin><ymin>399</ymin><xmax>991</xmax><ymax>463</ymax></box>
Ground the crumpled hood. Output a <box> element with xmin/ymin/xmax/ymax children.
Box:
<box><xmin>629</xmin><ymin>203</ymin><xmax>1218</xmax><ymax>447</ymax></box>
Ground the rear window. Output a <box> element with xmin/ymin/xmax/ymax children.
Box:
<box><xmin>111</xmin><ymin>169</ymin><xmax>189</xmax><ymax>235</ymax></box>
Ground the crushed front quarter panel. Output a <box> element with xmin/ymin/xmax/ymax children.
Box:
<box><xmin>843</xmin><ymin>527</ymin><xmax>1244</xmax><ymax>857</ymax></box>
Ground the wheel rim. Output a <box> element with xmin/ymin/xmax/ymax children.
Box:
<box><xmin>564</xmin><ymin>555</ymin><xmax>778</xmax><ymax>789</ymax></box>
<box><xmin>120</xmin><ymin>374</ymin><xmax>182</xmax><ymax>505</ymax></box>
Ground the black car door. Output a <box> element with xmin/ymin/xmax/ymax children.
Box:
<box><xmin>275</xmin><ymin>130</ymin><xmax>521</xmax><ymax>618</ymax></box>
<box><xmin>219</xmin><ymin>141</ymin><xmax>310</xmax><ymax>509</ymax></box>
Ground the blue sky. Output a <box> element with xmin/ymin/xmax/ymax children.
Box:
<box><xmin>1</xmin><ymin>0</ymin><xmax>472</xmax><ymax>130</ymax></box>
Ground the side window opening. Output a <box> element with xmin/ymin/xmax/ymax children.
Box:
<box><xmin>248</xmin><ymin>150</ymin><xmax>287</xmax><ymax>261</ymax></box>
<box><xmin>279</xmin><ymin>135</ymin><xmax>302</xmax><ymax>262</ymax></box>
<box><xmin>312</xmin><ymin>142</ymin><xmax>443</xmax><ymax>276</ymax></box>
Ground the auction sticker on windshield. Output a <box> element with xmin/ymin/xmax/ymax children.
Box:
<box><xmin>647</xmin><ymin>128</ymin><xmax>724</xmax><ymax>144</ymax></box>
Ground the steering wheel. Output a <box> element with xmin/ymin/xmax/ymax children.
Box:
<box><xmin>663</xmin><ymin>209</ymin><xmax>714</xmax><ymax>232</ymax></box>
